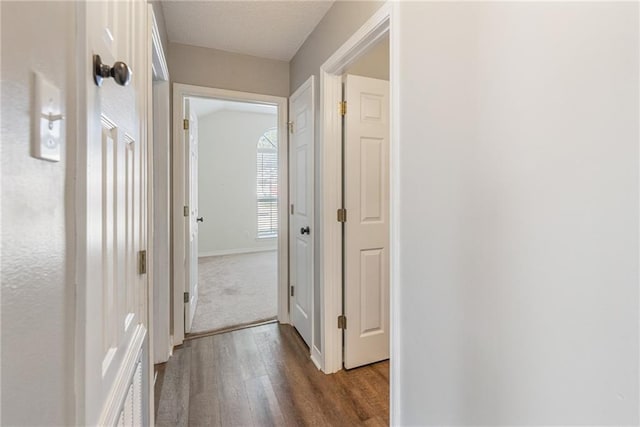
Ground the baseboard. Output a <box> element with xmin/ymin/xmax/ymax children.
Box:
<box><xmin>198</xmin><ymin>247</ymin><xmax>276</xmax><ymax>258</ymax></box>
<box><xmin>310</xmin><ymin>350</ymin><xmax>323</xmax><ymax>371</ymax></box>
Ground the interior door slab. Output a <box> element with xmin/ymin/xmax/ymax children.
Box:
<box><xmin>289</xmin><ymin>77</ymin><xmax>315</xmax><ymax>347</ymax></box>
<box><xmin>343</xmin><ymin>74</ymin><xmax>390</xmax><ymax>369</ymax></box>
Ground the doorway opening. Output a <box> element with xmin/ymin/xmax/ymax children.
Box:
<box><xmin>341</xmin><ymin>32</ymin><xmax>390</xmax><ymax>370</ymax></box>
<box><xmin>318</xmin><ymin>3</ymin><xmax>393</xmax><ymax>376</ymax></box>
<box><xmin>172</xmin><ymin>85</ymin><xmax>289</xmax><ymax>345</ymax></box>
<box><xmin>189</xmin><ymin>97</ymin><xmax>279</xmax><ymax>334</ymax></box>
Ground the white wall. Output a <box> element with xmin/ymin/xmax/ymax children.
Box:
<box><xmin>1</xmin><ymin>1</ymin><xmax>76</xmax><ymax>425</ymax></box>
<box><xmin>395</xmin><ymin>2</ymin><xmax>639</xmax><ymax>425</ymax></box>
<box><xmin>198</xmin><ymin>110</ymin><xmax>278</xmax><ymax>256</ymax></box>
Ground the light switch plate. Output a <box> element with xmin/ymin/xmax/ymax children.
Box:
<box><xmin>32</xmin><ymin>72</ymin><xmax>62</xmax><ymax>162</ymax></box>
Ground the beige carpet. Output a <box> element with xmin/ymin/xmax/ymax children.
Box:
<box><xmin>191</xmin><ymin>251</ymin><xmax>277</xmax><ymax>334</ymax></box>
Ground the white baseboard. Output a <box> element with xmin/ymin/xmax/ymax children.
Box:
<box><xmin>311</xmin><ymin>350</ymin><xmax>323</xmax><ymax>371</ymax></box>
<box><xmin>198</xmin><ymin>247</ymin><xmax>276</xmax><ymax>258</ymax></box>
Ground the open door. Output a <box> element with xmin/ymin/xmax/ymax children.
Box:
<box><xmin>184</xmin><ymin>98</ymin><xmax>199</xmax><ymax>333</ymax></box>
<box><xmin>343</xmin><ymin>74</ymin><xmax>390</xmax><ymax>369</ymax></box>
<box><xmin>79</xmin><ymin>0</ymin><xmax>150</xmax><ymax>424</ymax></box>
<box><xmin>289</xmin><ymin>77</ymin><xmax>314</xmax><ymax>347</ymax></box>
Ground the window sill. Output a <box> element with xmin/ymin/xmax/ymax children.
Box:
<box><xmin>256</xmin><ymin>235</ymin><xmax>277</xmax><ymax>240</ymax></box>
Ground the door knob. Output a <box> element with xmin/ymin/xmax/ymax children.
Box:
<box><xmin>300</xmin><ymin>226</ymin><xmax>310</xmax><ymax>235</ymax></box>
<box><xmin>93</xmin><ymin>54</ymin><xmax>132</xmax><ymax>87</ymax></box>
<box><xmin>196</xmin><ymin>217</ymin><xmax>204</xmax><ymax>223</ymax></box>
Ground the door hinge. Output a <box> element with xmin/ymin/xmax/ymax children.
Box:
<box><xmin>183</xmin><ymin>119</ymin><xmax>189</xmax><ymax>130</ymax></box>
<box><xmin>137</xmin><ymin>250</ymin><xmax>147</xmax><ymax>275</ymax></box>
<box><xmin>290</xmin><ymin>286</ymin><xmax>294</xmax><ymax>297</ymax></box>
<box><xmin>337</xmin><ymin>208</ymin><xmax>347</xmax><ymax>223</ymax></box>
<box><xmin>184</xmin><ymin>292</ymin><xmax>189</xmax><ymax>303</ymax></box>
<box><xmin>184</xmin><ymin>205</ymin><xmax>189</xmax><ymax>217</ymax></box>
<box><xmin>288</xmin><ymin>121</ymin><xmax>294</xmax><ymax>134</ymax></box>
<box><xmin>290</xmin><ymin>204</ymin><xmax>294</xmax><ymax>215</ymax></box>
<box><xmin>338</xmin><ymin>315</ymin><xmax>347</xmax><ymax>329</ymax></box>
<box><xmin>339</xmin><ymin>101</ymin><xmax>347</xmax><ymax>116</ymax></box>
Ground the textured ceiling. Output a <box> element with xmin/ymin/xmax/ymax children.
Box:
<box><xmin>161</xmin><ymin>1</ymin><xmax>334</xmax><ymax>61</ymax></box>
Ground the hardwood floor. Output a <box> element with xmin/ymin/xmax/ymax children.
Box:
<box><xmin>155</xmin><ymin>323</ymin><xmax>389</xmax><ymax>426</ymax></box>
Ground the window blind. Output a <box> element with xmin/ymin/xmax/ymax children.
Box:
<box><xmin>257</xmin><ymin>129</ymin><xmax>278</xmax><ymax>238</ymax></box>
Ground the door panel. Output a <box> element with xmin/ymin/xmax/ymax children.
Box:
<box><xmin>289</xmin><ymin>77</ymin><xmax>314</xmax><ymax>347</ymax></box>
<box><xmin>360</xmin><ymin>137</ymin><xmax>384</xmax><ymax>222</ymax></box>
<box><xmin>360</xmin><ymin>248</ymin><xmax>383</xmax><ymax>335</ymax></box>
<box><xmin>184</xmin><ymin>99</ymin><xmax>199</xmax><ymax>333</ymax></box>
<box><xmin>82</xmin><ymin>0</ymin><xmax>149</xmax><ymax>424</ymax></box>
<box><xmin>343</xmin><ymin>75</ymin><xmax>390</xmax><ymax>369</ymax></box>
<box><xmin>296</xmin><ymin>149</ymin><xmax>308</xmax><ymax>214</ymax></box>
<box><xmin>295</xmin><ymin>239</ymin><xmax>311</xmax><ymax>314</ymax></box>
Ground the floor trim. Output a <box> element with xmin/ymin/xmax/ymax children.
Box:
<box><xmin>184</xmin><ymin>318</ymin><xmax>278</xmax><ymax>341</ymax></box>
<box><xmin>198</xmin><ymin>247</ymin><xmax>276</xmax><ymax>258</ymax></box>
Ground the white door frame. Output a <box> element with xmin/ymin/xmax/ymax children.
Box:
<box><xmin>149</xmin><ymin>5</ymin><xmax>171</xmax><ymax>366</ymax></box>
<box><xmin>172</xmin><ymin>83</ymin><xmax>289</xmax><ymax>345</ymax></box>
<box><xmin>318</xmin><ymin>3</ymin><xmax>398</xmax><ymax>417</ymax></box>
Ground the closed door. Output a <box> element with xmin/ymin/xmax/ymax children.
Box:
<box><xmin>289</xmin><ymin>77</ymin><xmax>314</xmax><ymax>347</ymax></box>
<box><xmin>81</xmin><ymin>0</ymin><xmax>149</xmax><ymax>424</ymax></box>
<box><xmin>185</xmin><ymin>99</ymin><xmax>200</xmax><ymax>333</ymax></box>
<box><xmin>343</xmin><ymin>74</ymin><xmax>390</xmax><ymax>369</ymax></box>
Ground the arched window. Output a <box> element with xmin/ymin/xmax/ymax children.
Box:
<box><xmin>256</xmin><ymin>128</ymin><xmax>278</xmax><ymax>238</ymax></box>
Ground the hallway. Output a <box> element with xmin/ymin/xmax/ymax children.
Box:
<box><xmin>155</xmin><ymin>323</ymin><xmax>389</xmax><ymax>426</ymax></box>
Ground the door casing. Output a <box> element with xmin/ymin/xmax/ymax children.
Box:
<box><xmin>171</xmin><ymin>84</ymin><xmax>289</xmax><ymax>345</ymax></box>
<box><xmin>149</xmin><ymin>5</ymin><xmax>172</xmax><ymax>365</ymax></box>
<box><xmin>317</xmin><ymin>3</ymin><xmax>398</xmax><ymax>407</ymax></box>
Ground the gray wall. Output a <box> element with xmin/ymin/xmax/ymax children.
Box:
<box><xmin>396</xmin><ymin>2</ymin><xmax>639</xmax><ymax>425</ymax></box>
<box><xmin>289</xmin><ymin>1</ymin><xmax>385</xmax><ymax>93</ymax></box>
<box><xmin>169</xmin><ymin>42</ymin><xmax>289</xmax><ymax>97</ymax></box>
<box><xmin>289</xmin><ymin>0</ymin><xmax>386</xmax><ymax>353</ymax></box>
<box><xmin>1</xmin><ymin>1</ymin><xmax>76</xmax><ymax>425</ymax></box>
<box><xmin>344</xmin><ymin>34</ymin><xmax>389</xmax><ymax>81</ymax></box>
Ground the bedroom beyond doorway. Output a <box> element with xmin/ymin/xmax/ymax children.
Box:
<box><xmin>188</xmin><ymin>96</ymin><xmax>280</xmax><ymax>334</ymax></box>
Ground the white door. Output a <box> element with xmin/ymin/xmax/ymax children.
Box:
<box><xmin>184</xmin><ymin>99</ymin><xmax>199</xmax><ymax>333</ymax></box>
<box><xmin>343</xmin><ymin>74</ymin><xmax>390</xmax><ymax>369</ymax></box>
<box><xmin>81</xmin><ymin>0</ymin><xmax>149</xmax><ymax>425</ymax></box>
<box><xmin>289</xmin><ymin>77</ymin><xmax>314</xmax><ymax>347</ymax></box>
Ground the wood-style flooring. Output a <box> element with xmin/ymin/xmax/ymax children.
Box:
<box><xmin>155</xmin><ymin>322</ymin><xmax>389</xmax><ymax>426</ymax></box>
